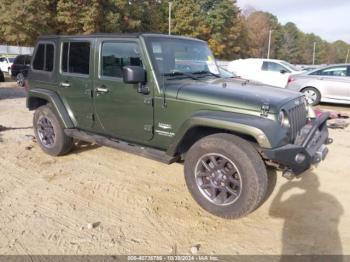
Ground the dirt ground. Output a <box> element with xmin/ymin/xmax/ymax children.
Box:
<box><xmin>0</xmin><ymin>78</ymin><xmax>350</xmax><ymax>255</ymax></box>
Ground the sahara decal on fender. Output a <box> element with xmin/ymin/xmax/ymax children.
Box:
<box><xmin>155</xmin><ymin>129</ymin><xmax>175</xmax><ymax>137</ymax></box>
<box><xmin>158</xmin><ymin>122</ymin><xmax>172</xmax><ymax>130</ymax></box>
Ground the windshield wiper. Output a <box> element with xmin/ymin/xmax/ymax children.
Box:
<box><xmin>162</xmin><ymin>71</ymin><xmax>199</xmax><ymax>80</ymax></box>
<box><xmin>192</xmin><ymin>70</ymin><xmax>220</xmax><ymax>78</ymax></box>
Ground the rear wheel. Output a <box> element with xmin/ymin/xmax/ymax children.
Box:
<box><xmin>184</xmin><ymin>133</ymin><xmax>268</xmax><ymax>219</ymax></box>
<box><xmin>33</xmin><ymin>105</ymin><xmax>73</xmax><ymax>156</ymax></box>
<box><xmin>302</xmin><ymin>87</ymin><xmax>321</xmax><ymax>106</ymax></box>
<box><xmin>16</xmin><ymin>73</ymin><xmax>24</xmax><ymax>87</ymax></box>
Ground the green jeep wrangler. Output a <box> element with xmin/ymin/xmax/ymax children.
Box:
<box><xmin>26</xmin><ymin>33</ymin><xmax>332</xmax><ymax>219</ymax></box>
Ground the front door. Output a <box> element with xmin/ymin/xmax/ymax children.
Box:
<box><xmin>314</xmin><ymin>65</ymin><xmax>350</xmax><ymax>101</ymax></box>
<box><xmin>261</xmin><ymin>61</ymin><xmax>290</xmax><ymax>88</ymax></box>
<box><xmin>93</xmin><ymin>40</ymin><xmax>154</xmax><ymax>142</ymax></box>
<box><xmin>58</xmin><ymin>40</ymin><xmax>94</xmax><ymax>130</ymax></box>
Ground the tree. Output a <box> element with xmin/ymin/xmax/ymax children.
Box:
<box><xmin>0</xmin><ymin>0</ymin><xmax>56</xmax><ymax>45</ymax></box>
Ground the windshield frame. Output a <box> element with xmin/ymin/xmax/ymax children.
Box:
<box><xmin>143</xmin><ymin>35</ymin><xmax>220</xmax><ymax>83</ymax></box>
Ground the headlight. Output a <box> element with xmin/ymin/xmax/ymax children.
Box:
<box><xmin>278</xmin><ymin>110</ymin><xmax>290</xmax><ymax>128</ymax></box>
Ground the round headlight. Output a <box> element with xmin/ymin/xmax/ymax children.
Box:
<box><xmin>278</xmin><ymin>110</ymin><xmax>290</xmax><ymax>128</ymax></box>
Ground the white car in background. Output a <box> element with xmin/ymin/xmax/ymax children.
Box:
<box><xmin>227</xmin><ymin>58</ymin><xmax>304</xmax><ymax>88</ymax></box>
<box><xmin>0</xmin><ymin>56</ymin><xmax>15</xmax><ymax>75</ymax></box>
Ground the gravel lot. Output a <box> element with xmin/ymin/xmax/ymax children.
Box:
<box><xmin>0</xmin><ymin>79</ymin><xmax>350</xmax><ymax>255</ymax></box>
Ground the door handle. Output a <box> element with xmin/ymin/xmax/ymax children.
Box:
<box><xmin>60</xmin><ymin>82</ymin><xmax>71</xmax><ymax>88</ymax></box>
<box><xmin>95</xmin><ymin>86</ymin><xmax>109</xmax><ymax>94</ymax></box>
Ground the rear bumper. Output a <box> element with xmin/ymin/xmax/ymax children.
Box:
<box><xmin>261</xmin><ymin>112</ymin><xmax>332</xmax><ymax>176</ymax></box>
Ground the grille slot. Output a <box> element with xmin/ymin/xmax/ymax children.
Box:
<box><xmin>287</xmin><ymin>103</ymin><xmax>307</xmax><ymax>142</ymax></box>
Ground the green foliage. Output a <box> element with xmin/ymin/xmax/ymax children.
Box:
<box><xmin>0</xmin><ymin>0</ymin><xmax>349</xmax><ymax>64</ymax></box>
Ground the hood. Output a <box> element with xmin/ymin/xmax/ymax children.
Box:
<box><xmin>167</xmin><ymin>78</ymin><xmax>302</xmax><ymax>113</ymax></box>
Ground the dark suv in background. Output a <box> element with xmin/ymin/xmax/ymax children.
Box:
<box><xmin>11</xmin><ymin>55</ymin><xmax>31</xmax><ymax>87</ymax></box>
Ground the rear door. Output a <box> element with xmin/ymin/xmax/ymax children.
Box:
<box><xmin>311</xmin><ymin>66</ymin><xmax>350</xmax><ymax>101</ymax></box>
<box><xmin>58</xmin><ymin>40</ymin><xmax>94</xmax><ymax>130</ymax></box>
<box><xmin>93</xmin><ymin>39</ymin><xmax>154</xmax><ymax>142</ymax></box>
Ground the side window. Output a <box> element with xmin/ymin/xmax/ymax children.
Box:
<box><xmin>45</xmin><ymin>45</ymin><xmax>54</xmax><ymax>71</ymax></box>
<box><xmin>262</xmin><ymin>61</ymin><xmax>289</xmax><ymax>72</ymax></box>
<box><xmin>33</xmin><ymin>43</ymin><xmax>54</xmax><ymax>72</ymax></box>
<box><xmin>62</xmin><ymin>42</ymin><xmax>69</xmax><ymax>73</ymax></box>
<box><xmin>0</xmin><ymin>58</ymin><xmax>4</xmax><ymax>62</ymax></box>
<box><xmin>61</xmin><ymin>42</ymin><xmax>90</xmax><ymax>75</ymax></box>
<box><xmin>312</xmin><ymin>66</ymin><xmax>347</xmax><ymax>77</ymax></box>
<box><xmin>101</xmin><ymin>42</ymin><xmax>142</xmax><ymax>78</ymax></box>
<box><xmin>33</xmin><ymin>44</ymin><xmax>45</xmax><ymax>70</ymax></box>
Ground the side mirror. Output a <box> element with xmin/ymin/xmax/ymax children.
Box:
<box><xmin>123</xmin><ymin>66</ymin><xmax>149</xmax><ymax>94</ymax></box>
<box><xmin>123</xmin><ymin>66</ymin><xmax>146</xmax><ymax>84</ymax></box>
<box><xmin>280</xmin><ymin>69</ymin><xmax>287</xmax><ymax>74</ymax></box>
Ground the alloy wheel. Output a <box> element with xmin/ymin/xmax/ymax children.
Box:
<box><xmin>194</xmin><ymin>153</ymin><xmax>242</xmax><ymax>206</ymax></box>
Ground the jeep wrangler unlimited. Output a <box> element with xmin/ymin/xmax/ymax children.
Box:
<box><xmin>26</xmin><ymin>34</ymin><xmax>332</xmax><ymax>218</ymax></box>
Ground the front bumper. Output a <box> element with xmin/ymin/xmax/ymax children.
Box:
<box><xmin>261</xmin><ymin>112</ymin><xmax>332</xmax><ymax>176</ymax></box>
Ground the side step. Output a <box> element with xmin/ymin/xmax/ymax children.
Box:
<box><xmin>64</xmin><ymin>129</ymin><xmax>179</xmax><ymax>164</ymax></box>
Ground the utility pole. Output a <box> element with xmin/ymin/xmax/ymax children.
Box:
<box><xmin>312</xmin><ymin>42</ymin><xmax>316</xmax><ymax>65</ymax></box>
<box><xmin>346</xmin><ymin>49</ymin><xmax>350</xmax><ymax>63</ymax></box>
<box><xmin>267</xmin><ymin>29</ymin><xmax>272</xmax><ymax>59</ymax></box>
<box><xmin>168</xmin><ymin>2</ymin><xmax>173</xmax><ymax>35</ymax></box>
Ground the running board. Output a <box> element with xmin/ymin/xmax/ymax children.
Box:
<box><xmin>64</xmin><ymin>129</ymin><xmax>179</xmax><ymax>164</ymax></box>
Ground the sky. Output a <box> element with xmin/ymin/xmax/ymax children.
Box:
<box><xmin>236</xmin><ymin>0</ymin><xmax>350</xmax><ymax>44</ymax></box>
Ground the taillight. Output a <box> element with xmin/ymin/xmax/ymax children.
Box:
<box><xmin>11</xmin><ymin>64</ymin><xmax>15</xmax><ymax>70</ymax></box>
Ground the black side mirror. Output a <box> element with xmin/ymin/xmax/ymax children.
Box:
<box><xmin>280</xmin><ymin>69</ymin><xmax>287</xmax><ymax>74</ymax></box>
<box><xmin>123</xmin><ymin>66</ymin><xmax>149</xmax><ymax>94</ymax></box>
<box><xmin>123</xmin><ymin>66</ymin><xmax>146</xmax><ymax>84</ymax></box>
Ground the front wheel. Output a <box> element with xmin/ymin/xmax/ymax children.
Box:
<box><xmin>302</xmin><ymin>87</ymin><xmax>321</xmax><ymax>106</ymax></box>
<box><xmin>184</xmin><ymin>133</ymin><xmax>268</xmax><ymax>219</ymax></box>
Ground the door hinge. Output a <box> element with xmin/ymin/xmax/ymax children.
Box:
<box><xmin>144</xmin><ymin>97</ymin><xmax>154</xmax><ymax>106</ymax></box>
<box><xmin>144</xmin><ymin>124</ymin><xmax>153</xmax><ymax>132</ymax></box>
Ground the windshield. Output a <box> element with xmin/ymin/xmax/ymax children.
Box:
<box><xmin>280</xmin><ymin>61</ymin><xmax>300</xmax><ymax>71</ymax></box>
<box><xmin>144</xmin><ymin>36</ymin><xmax>220</xmax><ymax>78</ymax></box>
<box><xmin>8</xmin><ymin>58</ymin><xmax>15</xmax><ymax>63</ymax></box>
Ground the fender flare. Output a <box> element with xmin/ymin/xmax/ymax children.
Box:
<box><xmin>167</xmin><ymin>111</ymin><xmax>289</xmax><ymax>156</ymax></box>
<box><xmin>27</xmin><ymin>88</ymin><xmax>75</xmax><ymax>128</ymax></box>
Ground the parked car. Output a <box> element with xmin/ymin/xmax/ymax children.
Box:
<box><xmin>0</xmin><ymin>69</ymin><xmax>4</xmax><ymax>82</ymax></box>
<box><xmin>227</xmin><ymin>58</ymin><xmax>304</xmax><ymax>88</ymax></box>
<box><xmin>27</xmin><ymin>33</ymin><xmax>331</xmax><ymax>219</ymax></box>
<box><xmin>286</xmin><ymin>64</ymin><xmax>350</xmax><ymax>105</ymax></box>
<box><xmin>11</xmin><ymin>55</ymin><xmax>32</xmax><ymax>87</ymax></box>
<box><xmin>0</xmin><ymin>56</ymin><xmax>15</xmax><ymax>75</ymax></box>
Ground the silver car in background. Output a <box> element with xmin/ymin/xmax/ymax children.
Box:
<box><xmin>286</xmin><ymin>64</ymin><xmax>350</xmax><ymax>105</ymax></box>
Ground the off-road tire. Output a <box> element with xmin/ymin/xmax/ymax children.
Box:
<box><xmin>33</xmin><ymin>104</ymin><xmax>73</xmax><ymax>156</ymax></box>
<box><xmin>302</xmin><ymin>87</ymin><xmax>321</xmax><ymax>106</ymax></box>
<box><xmin>184</xmin><ymin>133</ymin><xmax>268</xmax><ymax>219</ymax></box>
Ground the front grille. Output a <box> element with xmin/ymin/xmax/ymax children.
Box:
<box><xmin>287</xmin><ymin>102</ymin><xmax>307</xmax><ymax>142</ymax></box>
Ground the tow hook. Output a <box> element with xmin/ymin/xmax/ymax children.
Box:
<box><xmin>326</xmin><ymin>138</ymin><xmax>333</xmax><ymax>145</ymax></box>
<box><xmin>282</xmin><ymin>169</ymin><xmax>295</xmax><ymax>180</ymax></box>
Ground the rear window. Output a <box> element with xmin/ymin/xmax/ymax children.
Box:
<box><xmin>14</xmin><ymin>55</ymin><xmax>25</xmax><ymax>64</ymax></box>
<box><xmin>61</xmin><ymin>42</ymin><xmax>90</xmax><ymax>75</ymax></box>
<box><xmin>33</xmin><ymin>43</ymin><xmax>54</xmax><ymax>72</ymax></box>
